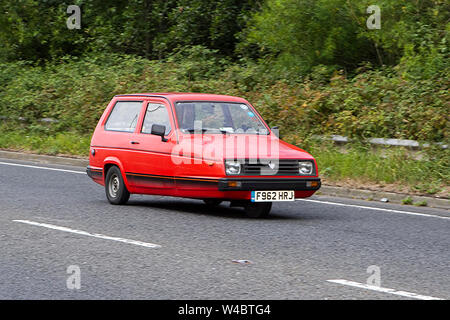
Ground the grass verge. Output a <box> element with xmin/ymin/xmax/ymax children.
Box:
<box><xmin>0</xmin><ymin>128</ymin><xmax>90</xmax><ymax>157</ymax></box>
<box><xmin>308</xmin><ymin>142</ymin><xmax>448</xmax><ymax>197</ymax></box>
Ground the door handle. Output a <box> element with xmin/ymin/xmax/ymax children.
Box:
<box><xmin>130</xmin><ymin>141</ymin><xmax>140</xmax><ymax>145</ymax></box>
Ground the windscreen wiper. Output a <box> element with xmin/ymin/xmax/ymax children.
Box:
<box><xmin>183</xmin><ymin>128</ymin><xmax>230</xmax><ymax>134</ymax></box>
<box><xmin>183</xmin><ymin>128</ymin><xmax>209</xmax><ymax>133</ymax></box>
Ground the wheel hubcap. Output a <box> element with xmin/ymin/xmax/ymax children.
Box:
<box><xmin>109</xmin><ymin>174</ymin><xmax>120</xmax><ymax>198</ymax></box>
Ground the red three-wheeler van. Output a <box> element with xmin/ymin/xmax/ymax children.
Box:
<box><xmin>87</xmin><ymin>93</ymin><xmax>321</xmax><ymax>218</ymax></box>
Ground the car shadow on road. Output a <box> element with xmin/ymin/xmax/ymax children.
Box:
<box><xmin>126</xmin><ymin>199</ymin><xmax>270</xmax><ymax>219</ymax></box>
<box><xmin>124</xmin><ymin>197</ymin><xmax>335</xmax><ymax>221</ymax></box>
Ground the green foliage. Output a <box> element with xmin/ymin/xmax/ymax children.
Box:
<box><xmin>402</xmin><ymin>196</ymin><xmax>413</xmax><ymax>205</ymax></box>
<box><xmin>243</xmin><ymin>0</ymin><xmax>449</xmax><ymax>78</ymax></box>
<box><xmin>0</xmin><ymin>0</ymin><xmax>256</xmax><ymax>62</ymax></box>
<box><xmin>0</xmin><ymin>54</ymin><xmax>149</xmax><ymax>133</ymax></box>
<box><xmin>0</xmin><ymin>53</ymin><xmax>448</xmax><ymax>143</ymax></box>
<box><xmin>414</xmin><ymin>200</ymin><xmax>428</xmax><ymax>207</ymax></box>
<box><xmin>250</xmin><ymin>68</ymin><xmax>449</xmax><ymax>143</ymax></box>
<box><xmin>0</xmin><ymin>124</ymin><xmax>90</xmax><ymax>156</ymax></box>
<box><xmin>245</xmin><ymin>0</ymin><xmax>375</xmax><ymax>75</ymax></box>
<box><xmin>0</xmin><ymin>0</ymin><xmax>86</xmax><ymax>62</ymax></box>
<box><xmin>1</xmin><ymin>0</ymin><xmax>447</xmax><ymax>81</ymax></box>
<box><xmin>161</xmin><ymin>0</ymin><xmax>258</xmax><ymax>57</ymax></box>
<box><xmin>309</xmin><ymin>141</ymin><xmax>448</xmax><ymax>195</ymax></box>
<box><xmin>167</xmin><ymin>46</ymin><xmax>230</xmax><ymax>82</ymax></box>
<box><xmin>356</xmin><ymin>0</ymin><xmax>449</xmax><ymax>66</ymax></box>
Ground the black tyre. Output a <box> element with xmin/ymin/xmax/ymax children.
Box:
<box><xmin>105</xmin><ymin>166</ymin><xmax>130</xmax><ymax>205</ymax></box>
<box><xmin>244</xmin><ymin>202</ymin><xmax>272</xmax><ymax>218</ymax></box>
<box><xmin>203</xmin><ymin>199</ymin><xmax>223</xmax><ymax>207</ymax></box>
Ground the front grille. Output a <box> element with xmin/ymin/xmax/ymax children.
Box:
<box><xmin>240</xmin><ymin>159</ymin><xmax>312</xmax><ymax>176</ymax></box>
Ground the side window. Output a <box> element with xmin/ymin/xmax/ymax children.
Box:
<box><xmin>142</xmin><ymin>103</ymin><xmax>172</xmax><ymax>135</ymax></box>
<box><xmin>105</xmin><ymin>101</ymin><xmax>142</xmax><ymax>132</ymax></box>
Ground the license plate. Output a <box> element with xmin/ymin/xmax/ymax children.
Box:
<box><xmin>251</xmin><ymin>190</ymin><xmax>295</xmax><ymax>202</ymax></box>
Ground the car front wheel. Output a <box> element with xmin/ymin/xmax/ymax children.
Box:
<box><xmin>244</xmin><ymin>202</ymin><xmax>272</xmax><ymax>218</ymax></box>
<box><xmin>105</xmin><ymin>166</ymin><xmax>130</xmax><ymax>205</ymax></box>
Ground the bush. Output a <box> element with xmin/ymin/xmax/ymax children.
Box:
<box><xmin>0</xmin><ymin>53</ymin><xmax>448</xmax><ymax>143</ymax></box>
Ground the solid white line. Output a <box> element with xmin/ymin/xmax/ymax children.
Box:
<box><xmin>327</xmin><ymin>279</ymin><xmax>444</xmax><ymax>300</ymax></box>
<box><xmin>0</xmin><ymin>161</ymin><xmax>85</xmax><ymax>174</ymax></box>
<box><xmin>13</xmin><ymin>220</ymin><xmax>161</xmax><ymax>249</ymax></box>
<box><xmin>297</xmin><ymin>199</ymin><xmax>450</xmax><ymax>221</ymax></box>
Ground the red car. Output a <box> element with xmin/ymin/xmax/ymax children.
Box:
<box><xmin>87</xmin><ymin>93</ymin><xmax>320</xmax><ymax>218</ymax></box>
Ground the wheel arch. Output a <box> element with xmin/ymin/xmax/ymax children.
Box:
<box><xmin>103</xmin><ymin>157</ymin><xmax>131</xmax><ymax>190</ymax></box>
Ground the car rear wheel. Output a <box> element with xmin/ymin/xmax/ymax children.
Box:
<box><xmin>203</xmin><ymin>199</ymin><xmax>223</xmax><ymax>207</ymax></box>
<box><xmin>244</xmin><ymin>202</ymin><xmax>272</xmax><ymax>218</ymax></box>
<box><xmin>105</xmin><ymin>166</ymin><xmax>130</xmax><ymax>205</ymax></box>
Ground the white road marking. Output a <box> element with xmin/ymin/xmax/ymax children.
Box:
<box><xmin>13</xmin><ymin>220</ymin><xmax>161</xmax><ymax>249</ymax></box>
<box><xmin>297</xmin><ymin>199</ymin><xmax>450</xmax><ymax>221</ymax></box>
<box><xmin>0</xmin><ymin>161</ymin><xmax>85</xmax><ymax>174</ymax></box>
<box><xmin>327</xmin><ymin>279</ymin><xmax>444</xmax><ymax>300</ymax></box>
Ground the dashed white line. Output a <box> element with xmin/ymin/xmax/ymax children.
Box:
<box><xmin>0</xmin><ymin>161</ymin><xmax>85</xmax><ymax>174</ymax></box>
<box><xmin>13</xmin><ymin>220</ymin><xmax>161</xmax><ymax>249</ymax></box>
<box><xmin>327</xmin><ymin>279</ymin><xmax>444</xmax><ymax>300</ymax></box>
<box><xmin>297</xmin><ymin>199</ymin><xmax>450</xmax><ymax>221</ymax></box>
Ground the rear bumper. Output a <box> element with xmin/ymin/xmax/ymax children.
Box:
<box><xmin>218</xmin><ymin>177</ymin><xmax>321</xmax><ymax>191</ymax></box>
<box><xmin>86</xmin><ymin>166</ymin><xmax>103</xmax><ymax>180</ymax></box>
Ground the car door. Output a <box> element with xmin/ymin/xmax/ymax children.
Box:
<box><xmin>125</xmin><ymin>99</ymin><xmax>177</xmax><ymax>193</ymax></box>
<box><xmin>97</xmin><ymin>99</ymin><xmax>145</xmax><ymax>182</ymax></box>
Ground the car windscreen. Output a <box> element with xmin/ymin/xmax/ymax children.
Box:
<box><xmin>175</xmin><ymin>102</ymin><xmax>269</xmax><ymax>134</ymax></box>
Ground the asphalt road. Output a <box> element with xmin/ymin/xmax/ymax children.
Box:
<box><xmin>0</xmin><ymin>158</ymin><xmax>449</xmax><ymax>300</ymax></box>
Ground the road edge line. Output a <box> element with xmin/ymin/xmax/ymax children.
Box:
<box><xmin>327</xmin><ymin>279</ymin><xmax>444</xmax><ymax>300</ymax></box>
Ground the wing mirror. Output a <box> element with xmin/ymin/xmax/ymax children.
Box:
<box><xmin>151</xmin><ymin>124</ymin><xmax>168</xmax><ymax>142</ymax></box>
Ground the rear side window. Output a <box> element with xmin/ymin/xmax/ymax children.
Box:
<box><xmin>105</xmin><ymin>101</ymin><xmax>142</xmax><ymax>132</ymax></box>
<box><xmin>141</xmin><ymin>103</ymin><xmax>172</xmax><ymax>135</ymax></box>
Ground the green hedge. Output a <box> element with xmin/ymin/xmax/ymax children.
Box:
<box><xmin>0</xmin><ymin>52</ymin><xmax>448</xmax><ymax>144</ymax></box>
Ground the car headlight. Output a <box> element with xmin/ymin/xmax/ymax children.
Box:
<box><xmin>298</xmin><ymin>161</ymin><xmax>313</xmax><ymax>175</ymax></box>
<box><xmin>225</xmin><ymin>160</ymin><xmax>241</xmax><ymax>175</ymax></box>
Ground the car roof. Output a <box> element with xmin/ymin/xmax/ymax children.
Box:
<box><xmin>114</xmin><ymin>93</ymin><xmax>248</xmax><ymax>104</ymax></box>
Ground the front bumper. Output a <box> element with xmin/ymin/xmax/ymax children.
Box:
<box><xmin>218</xmin><ymin>177</ymin><xmax>321</xmax><ymax>191</ymax></box>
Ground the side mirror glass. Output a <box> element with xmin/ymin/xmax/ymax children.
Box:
<box><xmin>151</xmin><ymin>124</ymin><xmax>168</xmax><ymax>142</ymax></box>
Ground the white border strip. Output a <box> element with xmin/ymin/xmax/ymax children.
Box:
<box><xmin>14</xmin><ymin>220</ymin><xmax>161</xmax><ymax>249</ymax></box>
<box><xmin>0</xmin><ymin>161</ymin><xmax>85</xmax><ymax>174</ymax></box>
<box><xmin>327</xmin><ymin>279</ymin><xmax>444</xmax><ymax>300</ymax></box>
<box><xmin>298</xmin><ymin>199</ymin><xmax>450</xmax><ymax>220</ymax></box>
